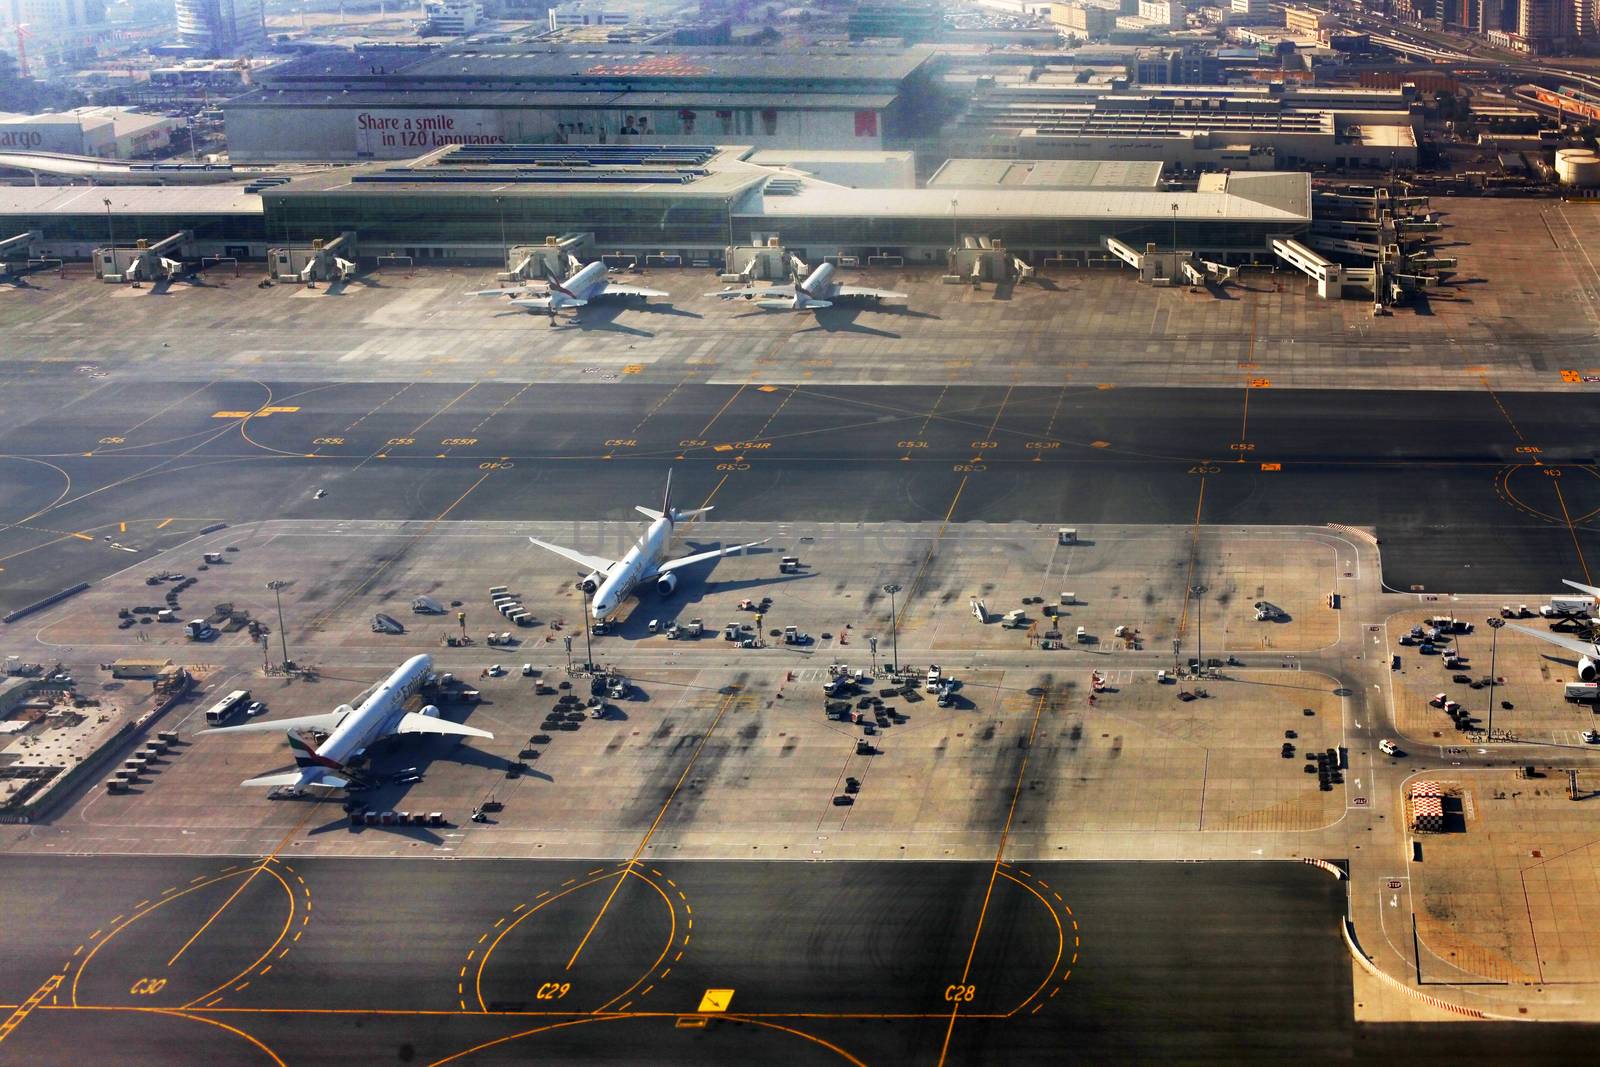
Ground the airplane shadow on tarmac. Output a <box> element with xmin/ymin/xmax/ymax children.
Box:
<box><xmin>611</xmin><ymin>559</ymin><xmax>818</xmax><ymax>641</ymax></box>
<box><xmin>494</xmin><ymin>302</ymin><xmax>658</xmax><ymax>337</ymax></box>
<box><xmin>726</xmin><ymin>303</ymin><xmax>930</xmax><ymax>338</ymax></box>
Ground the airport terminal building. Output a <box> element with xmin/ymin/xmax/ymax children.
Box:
<box><xmin>223</xmin><ymin>45</ymin><xmax>941</xmax><ymax>162</ymax></box>
<box><xmin>0</xmin><ymin>144</ymin><xmax>1310</xmax><ymax>266</ymax></box>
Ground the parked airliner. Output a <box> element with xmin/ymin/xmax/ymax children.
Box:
<box><xmin>528</xmin><ymin>473</ymin><xmax>767</xmax><ymax>620</ymax></box>
<box><xmin>472</xmin><ymin>257</ymin><xmax>666</xmax><ymax>319</ymax></box>
<box><xmin>708</xmin><ymin>259</ymin><xmax>905</xmax><ymax>311</ymax></box>
<box><xmin>211</xmin><ymin>654</ymin><xmax>491</xmax><ymax>790</ymax></box>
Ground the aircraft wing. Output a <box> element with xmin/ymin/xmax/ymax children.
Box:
<box><xmin>393</xmin><ymin>711</ymin><xmax>493</xmax><ymax>739</ymax></box>
<box><xmin>241</xmin><ymin>769</ymin><xmax>349</xmax><ymax>790</ymax></box>
<box><xmin>709</xmin><ymin>286</ymin><xmax>795</xmax><ymax>300</ymax></box>
<box><xmin>470</xmin><ymin>287</ymin><xmax>539</xmax><ymax>298</ymax></box>
<box><xmin>603</xmin><ymin>285</ymin><xmax>669</xmax><ymax>298</ymax></box>
<box><xmin>834</xmin><ymin>286</ymin><xmax>907</xmax><ymax>300</ymax></box>
<box><xmin>656</xmin><ymin>538</ymin><xmax>770</xmax><ymax>575</ymax></box>
<box><xmin>512</xmin><ymin>296</ymin><xmax>586</xmax><ymax>309</ymax></box>
<box><xmin>210</xmin><ymin>710</ymin><xmax>348</xmax><ymax>735</ymax></box>
<box><xmin>1506</xmin><ymin>623</ymin><xmax>1597</xmax><ymax>658</ymax></box>
<box><xmin>528</xmin><ymin>537</ymin><xmax>617</xmax><ymax>574</ymax></box>
<box><xmin>1565</xmin><ymin>579</ymin><xmax>1600</xmax><ymax>598</ymax></box>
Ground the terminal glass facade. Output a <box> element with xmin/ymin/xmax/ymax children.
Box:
<box><xmin>269</xmin><ymin>192</ymin><xmax>733</xmax><ymax>251</ymax></box>
<box><xmin>6</xmin><ymin>212</ymin><xmax>267</xmax><ymax>244</ymax></box>
<box><xmin>737</xmin><ymin>215</ymin><xmax>1299</xmax><ymax>256</ymax></box>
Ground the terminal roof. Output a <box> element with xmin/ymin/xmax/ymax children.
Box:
<box><xmin>379</xmin><ymin>44</ymin><xmax>931</xmax><ymax>84</ymax></box>
<box><xmin>258</xmin><ymin>44</ymin><xmax>933</xmax><ymax>87</ymax></box>
<box><xmin>271</xmin><ymin>144</ymin><xmax>770</xmax><ymax>198</ymax></box>
<box><xmin>740</xmin><ymin>171</ymin><xmax>1310</xmax><ymax>222</ymax></box>
<box><xmin>0</xmin><ymin>185</ymin><xmax>264</xmax><ymax>215</ymax></box>
<box><xmin>929</xmin><ymin>158</ymin><xmax>1164</xmax><ymax>189</ymax></box>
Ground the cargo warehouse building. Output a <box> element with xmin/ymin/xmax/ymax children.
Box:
<box><xmin>0</xmin><ymin>144</ymin><xmax>1311</xmax><ymax>264</ymax></box>
<box><xmin>223</xmin><ymin>44</ymin><xmax>940</xmax><ymax>162</ymax></box>
<box><xmin>940</xmin><ymin>83</ymin><xmax>1420</xmax><ymax>170</ymax></box>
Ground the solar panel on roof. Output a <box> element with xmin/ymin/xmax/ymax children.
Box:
<box><xmin>351</xmin><ymin>171</ymin><xmax>702</xmax><ymax>185</ymax></box>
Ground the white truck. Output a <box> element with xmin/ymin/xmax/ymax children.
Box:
<box><xmin>1542</xmin><ymin>596</ymin><xmax>1596</xmax><ymax>618</ymax></box>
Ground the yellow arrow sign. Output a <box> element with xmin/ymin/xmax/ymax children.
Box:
<box><xmin>697</xmin><ymin>988</ymin><xmax>734</xmax><ymax>1013</ymax></box>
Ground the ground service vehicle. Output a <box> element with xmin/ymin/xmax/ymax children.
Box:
<box><xmin>204</xmin><ymin>689</ymin><xmax>252</xmax><ymax>725</ymax></box>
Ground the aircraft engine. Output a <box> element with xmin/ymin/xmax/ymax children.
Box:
<box><xmin>420</xmin><ymin>704</ymin><xmax>441</xmax><ymax>718</ymax></box>
<box><xmin>656</xmin><ymin>572</ymin><xmax>679</xmax><ymax>596</ymax></box>
<box><xmin>579</xmin><ymin>571</ymin><xmax>604</xmax><ymax>593</ymax></box>
<box><xmin>1581</xmin><ymin>655</ymin><xmax>1597</xmax><ymax>683</ymax></box>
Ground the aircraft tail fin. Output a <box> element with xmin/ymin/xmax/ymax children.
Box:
<box><xmin>663</xmin><ymin>468</ymin><xmax>673</xmax><ymax>516</ymax></box>
<box><xmin>288</xmin><ymin>729</ymin><xmax>346</xmax><ymax>773</ymax></box>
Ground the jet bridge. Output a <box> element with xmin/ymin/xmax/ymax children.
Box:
<box><xmin>269</xmin><ymin>232</ymin><xmax>358</xmax><ymax>284</ymax></box>
<box><xmin>500</xmin><ymin>233</ymin><xmax>592</xmax><ymax>284</ymax></box>
<box><xmin>946</xmin><ymin>236</ymin><xmax>1026</xmax><ymax>286</ymax></box>
<box><xmin>722</xmin><ymin>235</ymin><xmax>790</xmax><ymax>283</ymax></box>
<box><xmin>1102</xmin><ymin>237</ymin><xmax>1235</xmax><ymax>289</ymax></box>
<box><xmin>94</xmin><ymin>231</ymin><xmax>193</xmax><ymax>284</ymax></box>
<box><xmin>0</xmin><ymin>230</ymin><xmax>41</xmax><ymax>278</ymax></box>
<box><xmin>1271</xmin><ymin>237</ymin><xmax>1375</xmax><ymax>300</ymax></box>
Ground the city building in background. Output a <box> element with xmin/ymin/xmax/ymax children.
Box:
<box><xmin>422</xmin><ymin>0</ymin><xmax>483</xmax><ymax>36</ymax></box>
<box><xmin>547</xmin><ymin>1</ymin><xmax>630</xmax><ymax>32</ymax></box>
<box><xmin>0</xmin><ymin>105</ymin><xmax>177</xmax><ymax>156</ymax></box>
<box><xmin>173</xmin><ymin>0</ymin><xmax>265</xmax><ymax>57</ymax></box>
<box><xmin>0</xmin><ymin>0</ymin><xmax>106</xmax><ymax>70</ymax></box>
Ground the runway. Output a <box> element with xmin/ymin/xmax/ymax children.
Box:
<box><xmin>0</xmin><ymin>377</ymin><xmax>1595</xmax><ymax>614</ymax></box>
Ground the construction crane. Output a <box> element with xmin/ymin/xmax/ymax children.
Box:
<box><xmin>14</xmin><ymin>24</ymin><xmax>31</xmax><ymax>78</ymax></box>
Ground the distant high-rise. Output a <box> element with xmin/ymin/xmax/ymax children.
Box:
<box><xmin>1</xmin><ymin>0</ymin><xmax>106</xmax><ymax>67</ymax></box>
<box><xmin>174</xmin><ymin>0</ymin><xmax>265</xmax><ymax>56</ymax></box>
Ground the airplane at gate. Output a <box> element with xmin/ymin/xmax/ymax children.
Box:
<box><xmin>471</xmin><ymin>258</ymin><xmax>666</xmax><ymax>319</ymax></box>
<box><xmin>528</xmin><ymin>472</ymin><xmax>768</xmax><ymax>621</ymax></box>
<box><xmin>210</xmin><ymin>654</ymin><xmax>492</xmax><ymax>790</ymax></box>
<box><xmin>707</xmin><ymin>259</ymin><xmax>906</xmax><ymax>311</ymax></box>
<box><xmin>1509</xmin><ymin>579</ymin><xmax>1600</xmax><ymax>682</ymax></box>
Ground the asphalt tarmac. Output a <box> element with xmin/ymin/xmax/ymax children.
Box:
<box><xmin>8</xmin><ymin>851</ymin><xmax>1591</xmax><ymax>1067</ymax></box>
<box><xmin>6</xmin><ymin>854</ymin><xmax>1599</xmax><ymax>1065</ymax></box>
<box><xmin>0</xmin><ymin>378</ymin><xmax>1595</xmax><ymax>615</ymax></box>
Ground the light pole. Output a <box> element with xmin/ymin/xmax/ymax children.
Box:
<box><xmin>564</xmin><ymin>634</ymin><xmax>574</xmax><ymax>675</ymax></box>
<box><xmin>949</xmin><ymin>197</ymin><xmax>959</xmax><ymax>253</ymax></box>
<box><xmin>495</xmin><ymin>195</ymin><xmax>507</xmax><ymax>268</ymax></box>
<box><xmin>1486</xmin><ymin>616</ymin><xmax>1504</xmax><ymax>741</ymax></box>
<box><xmin>883</xmin><ymin>583</ymin><xmax>902</xmax><ymax>675</ymax></box>
<box><xmin>102</xmin><ymin>197</ymin><xmax>114</xmax><ymax>276</ymax></box>
<box><xmin>581</xmin><ymin>586</ymin><xmax>595</xmax><ymax>672</ymax></box>
<box><xmin>1191</xmin><ymin>584</ymin><xmax>1206</xmax><ymax>675</ymax></box>
<box><xmin>1170</xmin><ymin>201</ymin><xmax>1180</xmax><ymax>254</ymax></box>
<box><xmin>266</xmin><ymin>580</ymin><xmax>291</xmax><ymax>670</ymax></box>
<box><xmin>868</xmin><ymin>635</ymin><xmax>878</xmax><ymax>676</ymax></box>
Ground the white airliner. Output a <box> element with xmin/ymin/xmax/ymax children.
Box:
<box><xmin>472</xmin><ymin>258</ymin><xmax>667</xmax><ymax>318</ymax></box>
<box><xmin>708</xmin><ymin>259</ymin><xmax>906</xmax><ymax>311</ymax></box>
<box><xmin>529</xmin><ymin>473</ymin><xmax>768</xmax><ymax>621</ymax></box>
<box><xmin>210</xmin><ymin>654</ymin><xmax>492</xmax><ymax>790</ymax></box>
<box><xmin>1508</xmin><ymin>579</ymin><xmax>1600</xmax><ymax>681</ymax></box>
